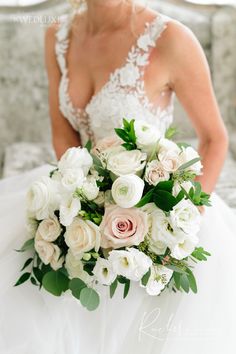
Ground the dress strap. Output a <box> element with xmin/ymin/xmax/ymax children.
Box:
<box><xmin>55</xmin><ymin>14</ymin><xmax>73</xmax><ymax>74</ymax></box>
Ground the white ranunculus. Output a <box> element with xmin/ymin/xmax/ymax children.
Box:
<box><xmin>65</xmin><ymin>217</ymin><xmax>101</xmax><ymax>255</ymax></box>
<box><xmin>59</xmin><ymin>196</ymin><xmax>81</xmax><ymax>227</ymax></box>
<box><xmin>58</xmin><ymin>147</ymin><xmax>93</xmax><ymax>176</ymax></box>
<box><xmin>134</xmin><ymin>120</ymin><xmax>161</xmax><ymax>155</ymax></box>
<box><xmin>81</xmin><ymin>176</ymin><xmax>99</xmax><ymax>201</ymax></box>
<box><xmin>26</xmin><ymin>176</ymin><xmax>58</xmax><ymax>220</ymax></box>
<box><xmin>179</xmin><ymin>146</ymin><xmax>203</xmax><ymax>175</ymax></box>
<box><xmin>170</xmin><ymin>199</ymin><xmax>201</xmax><ymax>235</ymax></box>
<box><xmin>60</xmin><ymin>168</ymin><xmax>85</xmax><ymax>192</ymax></box>
<box><xmin>107</xmin><ymin>149</ymin><xmax>147</xmax><ymax>176</ymax></box>
<box><xmin>65</xmin><ymin>249</ymin><xmax>92</xmax><ymax>284</ymax></box>
<box><xmin>172</xmin><ymin>181</ymin><xmax>194</xmax><ymax>197</ymax></box>
<box><xmin>111</xmin><ymin>174</ymin><xmax>144</xmax><ymax>208</ymax></box>
<box><xmin>157</xmin><ymin>140</ymin><xmax>181</xmax><ymax>173</ymax></box>
<box><xmin>108</xmin><ymin>248</ymin><xmax>151</xmax><ymax>281</ymax></box>
<box><xmin>50</xmin><ymin>244</ymin><xmax>64</xmax><ymax>271</ymax></box>
<box><xmin>37</xmin><ymin>215</ymin><xmax>62</xmax><ymax>242</ymax></box>
<box><xmin>145</xmin><ymin>160</ymin><xmax>170</xmax><ymax>186</ymax></box>
<box><xmin>170</xmin><ymin>234</ymin><xmax>199</xmax><ymax>260</ymax></box>
<box><xmin>92</xmin><ymin>258</ymin><xmax>117</xmax><ymax>285</ymax></box>
<box><xmin>143</xmin><ymin>265</ymin><xmax>173</xmax><ymax>296</ymax></box>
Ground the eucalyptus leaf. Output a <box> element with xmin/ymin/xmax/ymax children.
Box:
<box><xmin>80</xmin><ymin>287</ymin><xmax>100</xmax><ymax>311</ymax></box>
<box><xmin>186</xmin><ymin>269</ymin><xmax>198</xmax><ymax>293</ymax></box>
<box><xmin>180</xmin><ymin>274</ymin><xmax>190</xmax><ymax>293</ymax></box>
<box><xmin>69</xmin><ymin>278</ymin><xmax>87</xmax><ymax>300</ymax></box>
<box><xmin>42</xmin><ymin>270</ymin><xmax>69</xmax><ymax>296</ymax></box>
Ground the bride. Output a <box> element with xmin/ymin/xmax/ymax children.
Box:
<box><xmin>0</xmin><ymin>0</ymin><xmax>235</xmax><ymax>353</ymax></box>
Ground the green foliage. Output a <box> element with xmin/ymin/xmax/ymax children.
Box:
<box><xmin>84</xmin><ymin>140</ymin><xmax>92</xmax><ymax>152</ymax></box>
<box><xmin>69</xmin><ymin>278</ymin><xmax>87</xmax><ymax>299</ymax></box>
<box><xmin>191</xmin><ymin>247</ymin><xmax>211</xmax><ymax>261</ymax></box>
<box><xmin>80</xmin><ymin>287</ymin><xmax>100</xmax><ymax>311</ymax></box>
<box><xmin>42</xmin><ymin>270</ymin><xmax>69</xmax><ymax>296</ymax></box>
<box><xmin>14</xmin><ymin>272</ymin><xmax>31</xmax><ymax>287</ymax></box>
<box><xmin>178</xmin><ymin>157</ymin><xmax>201</xmax><ymax>171</ymax></box>
<box><xmin>110</xmin><ymin>278</ymin><xmax>118</xmax><ymax>298</ymax></box>
<box><xmin>123</xmin><ymin>279</ymin><xmax>130</xmax><ymax>299</ymax></box>
<box><xmin>15</xmin><ymin>238</ymin><xmax>34</xmax><ymax>253</ymax></box>
<box><xmin>114</xmin><ymin>118</ymin><xmax>137</xmax><ymax>150</ymax></box>
<box><xmin>165</xmin><ymin>125</ymin><xmax>177</xmax><ymax>139</ymax></box>
<box><xmin>141</xmin><ymin>268</ymin><xmax>151</xmax><ymax>286</ymax></box>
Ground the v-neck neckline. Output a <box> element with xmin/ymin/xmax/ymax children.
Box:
<box><xmin>64</xmin><ymin>12</ymin><xmax>162</xmax><ymax>113</ymax></box>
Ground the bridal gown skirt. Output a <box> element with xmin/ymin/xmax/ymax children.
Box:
<box><xmin>0</xmin><ymin>164</ymin><xmax>235</xmax><ymax>354</ymax></box>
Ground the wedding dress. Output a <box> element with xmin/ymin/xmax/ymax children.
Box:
<box><xmin>0</xmin><ymin>12</ymin><xmax>236</xmax><ymax>354</ymax></box>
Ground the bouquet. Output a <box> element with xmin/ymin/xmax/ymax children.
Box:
<box><xmin>15</xmin><ymin>119</ymin><xmax>211</xmax><ymax>311</ymax></box>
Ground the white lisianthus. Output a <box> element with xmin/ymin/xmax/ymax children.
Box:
<box><xmin>37</xmin><ymin>215</ymin><xmax>62</xmax><ymax>242</ymax></box>
<box><xmin>170</xmin><ymin>199</ymin><xmax>201</xmax><ymax>235</ymax></box>
<box><xmin>65</xmin><ymin>217</ymin><xmax>101</xmax><ymax>255</ymax></box>
<box><xmin>170</xmin><ymin>234</ymin><xmax>199</xmax><ymax>260</ymax></box>
<box><xmin>108</xmin><ymin>248</ymin><xmax>151</xmax><ymax>281</ymax></box>
<box><xmin>172</xmin><ymin>181</ymin><xmax>194</xmax><ymax>197</ymax></box>
<box><xmin>60</xmin><ymin>168</ymin><xmax>85</xmax><ymax>192</ymax></box>
<box><xmin>107</xmin><ymin>149</ymin><xmax>147</xmax><ymax>176</ymax></box>
<box><xmin>50</xmin><ymin>244</ymin><xmax>64</xmax><ymax>271</ymax></box>
<box><xmin>26</xmin><ymin>176</ymin><xmax>58</xmax><ymax>220</ymax></box>
<box><xmin>111</xmin><ymin>174</ymin><xmax>144</xmax><ymax>208</ymax></box>
<box><xmin>179</xmin><ymin>146</ymin><xmax>203</xmax><ymax>175</ymax></box>
<box><xmin>145</xmin><ymin>160</ymin><xmax>170</xmax><ymax>186</ymax></box>
<box><xmin>58</xmin><ymin>147</ymin><xmax>93</xmax><ymax>176</ymax></box>
<box><xmin>143</xmin><ymin>265</ymin><xmax>173</xmax><ymax>296</ymax></box>
<box><xmin>92</xmin><ymin>258</ymin><xmax>117</xmax><ymax>285</ymax></box>
<box><xmin>65</xmin><ymin>249</ymin><xmax>92</xmax><ymax>284</ymax></box>
<box><xmin>59</xmin><ymin>196</ymin><xmax>81</xmax><ymax>227</ymax></box>
<box><xmin>81</xmin><ymin>175</ymin><xmax>99</xmax><ymax>201</ymax></box>
<box><xmin>134</xmin><ymin>120</ymin><xmax>161</xmax><ymax>155</ymax></box>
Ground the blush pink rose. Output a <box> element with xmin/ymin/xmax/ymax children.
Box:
<box><xmin>100</xmin><ymin>205</ymin><xmax>148</xmax><ymax>249</ymax></box>
<box><xmin>92</xmin><ymin>135</ymin><xmax>122</xmax><ymax>156</ymax></box>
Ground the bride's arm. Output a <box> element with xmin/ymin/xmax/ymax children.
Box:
<box><xmin>45</xmin><ymin>25</ymin><xmax>82</xmax><ymax>160</ymax></box>
<box><xmin>165</xmin><ymin>21</ymin><xmax>229</xmax><ymax>194</ymax></box>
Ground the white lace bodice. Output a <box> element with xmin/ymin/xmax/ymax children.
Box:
<box><xmin>55</xmin><ymin>12</ymin><xmax>175</xmax><ymax>145</ymax></box>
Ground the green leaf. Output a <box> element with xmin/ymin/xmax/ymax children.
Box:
<box><xmin>180</xmin><ymin>273</ymin><xmax>190</xmax><ymax>293</ymax></box>
<box><xmin>141</xmin><ymin>268</ymin><xmax>151</xmax><ymax>286</ymax></box>
<box><xmin>42</xmin><ymin>270</ymin><xmax>69</xmax><ymax>296</ymax></box>
<box><xmin>14</xmin><ymin>272</ymin><xmax>31</xmax><ymax>287</ymax></box>
<box><xmin>122</xmin><ymin>118</ymin><xmax>130</xmax><ymax>130</ymax></box>
<box><xmin>129</xmin><ymin>119</ymin><xmax>137</xmax><ymax>144</ymax></box>
<box><xmin>135</xmin><ymin>188</ymin><xmax>154</xmax><ymax>208</ymax></box>
<box><xmin>177</xmin><ymin>142</ymin><xmax>191</xmax><ymax>149</ymax></box>
<box><xmin>155</xmin><ymin>180</ymin><xmax>174</xmax><ymax>193</ymax></box>
<box><xmin>123</xmin><ymin>279</ymin><xmax>130</xmax><ymax>299</ymax></box>
<box><xmin>33</xmin><ymin>267</ymin><xmax>43</xmax><ymax>284</ymax></box>
<box><xmin>122</xmin><ymin>143</ymin><xmax>135</xmax><ymax>151</ymax></box>
<box><xmin>166</xmin><ymin>265</ymin><xmax>187</xmax><ymax>275</ymax></box>
<box><xmin>114</xmin><ymin>128</ymin><xmax>130</xmax><ymax>143</ymax></box>
<box><xmin>69</xmin><ymin>278</ymin><xmax>87</xmax><ymax>300</ymax></box>
<box><xmin>173</xmin><ymin>272</ymin><xmax>181</xmax><ymax>290</ymax></box>
<box><xmin>15</xmin><ymin>238</ymin><xmax>34</xmax><ymax>253</ymax></box>
<box><xmin>110</xmin><ymin>278</ymin><xmax>118</xmax><ymax>298</ymax></box>
<box><xmin>85</xmin><ymin>140</ymin><xmax>92</xmax><ymax>152</ymax></box>
<box><xmin>153</xmin><ymin>190</ymin><xmax>178</xmax><ymax>212</ymax></box>
<box><xmin>80</xmin><ymin>287</ymin><xmax>100</xmax><ymax>311</ymax></box>
<box><xmin>178</xmin><ymin>157</ymin><xmax>201</xmax><ymax>171</ymax></box>
<box><xmin>165</xmin><ymin>126</ymin><xmax>177</xmax><ymax>139</ymax></box>
<box><xmin>20</xmin><ymin>257</ymin><xmax>33</xmax><ymax>271</ymax></box>
<box><xmin>30</xmin><ymin>277</ymin><xmax>38</xmax><ymax>286</ymax></box>
<box><xmin>186</xmin><ymin>268</ymin><xmax>198</xmax><ymax>294</ymax></box>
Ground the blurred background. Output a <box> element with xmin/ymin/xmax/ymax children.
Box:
<box><xmin>0</xmin><ymin>0</ymin><xmax>236</xmax><ymax>209</ymax></box>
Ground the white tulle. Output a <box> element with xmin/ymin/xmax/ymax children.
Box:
<box><xmin>1</xmin><ymin>10</ymin><xmax>236</xmax><ymax>354</ymax></box>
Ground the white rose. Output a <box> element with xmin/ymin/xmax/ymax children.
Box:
<box><xmin>37</xmin><ymin>215</ymin><xmax>62</xmax><ymax>242</ymax></box>
<box><xmin>157</xmin><ymin>140</ymin><xmax>181</xmax><ymax>173</ymax></box>
<box><xmin>134</xmin><ymin>120</ymin><xmax>161</xmax><ymax>155</ymax></box>
<box><xmin>65</xmin><ymin>217</ymin><xmax>101</xmax><ymax>255</ymax></box>
<box><xmin>50</xmin><ymin>244</ymin><xmax>64</xmax><ymax>270</ymax></box>
<box><xmin>61</xmin><ymin>168</ymin><xmax>85</xmax><ymax>192</ymax></box>
<box><xmin>179</xmin><ymin>146</ymin><xmax>203</xmax><ymax>175</ymax></box>
<box><xmin>158</xmin><ymin>138</ymin><xmax>180</xmax><ymax>155</ymax></box>
<box><xmin>107</xmin><ymin>149</ymin><xmax>147</xmax><ymax>176</ymax></box>
<box><xmin>145</xmin><ymin>160</ymin><xmax>170</xmax><ymax>186</ymax></box>
<box><xmin>92</xmin><ymin>258</ymin><xmax>116</xmax><ymax>285</ymax></box>
<box><xmin>119</xmin><ymin>63</ymin><xmax>140</xmax><ymax>87</ymax></box>
<box><xmin>26</xmin><ymin>176</ymin><xmax>58</xmax><ymax>220</ymax></box>
<box><xmin>59</xmin><ymin>196</ymin><xmax>81</xmax><ymax>227</ymax></box>
<box><xmin>58</xmin><ymin>147</ymin><xmax>93</xmax><ymax>176</ymax></box>
<box><xmin>143</xmin><ymin>265</ymin><xmax>173</xmax><ymax>296</ymax></box>
<box><xmin>65</xmin><ymin>249</ymin><xmax>92</xmax><ymax>284</ymax></box>
<box><xmin>172</xmin><ymin>181</ymin><xmax>194</xmax><ymax>197</ymax></box>
<box><xmin>108</xmin><ymin>248</ymin><xmax>151</xmax><ymax>281</ymax></box>
<box><xmin>170</xmin><ymin>234</ymin><xmax>199</xmax><ymax>260</ymax></box>
<box><xmin>81</xmin><ymin>176</ymin><xmax>99</xmax><ymax>201</ymax></box>
<box><xmin>111</xmin><ymin>174</ymin><xmax>144</xmax><ymax>208</ymax></box>
<box><xmin>170</xmin><ymin>199</ymin><xmax>201</xmax><ymax>235</ymax></box>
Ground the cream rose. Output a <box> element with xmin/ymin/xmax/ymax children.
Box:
<box><xmin>37</xmin><ymin>215</ymin><xmax>62</xmax><ymax>242</ymax></box>
<box><xmin>100</xmin><ymin>205</ymin><xmax>148</xmax><ymax>249</ymax></box>
<box><xmin>65</xmin><ymin>217</ymin><xmax>101</xmax><ymax>255</ymax></box>
<box><xmin>92</xmin><ymin>135</ymin><xmax>122</xmax><ymax>156</ymax></box>
<box><xmin>35</xmin><ymin>235</ymin><xmax>63</xmax><ymax>269</ymax></box>
<box><xmin>145</xmin><ymin>160</ymin><xmax>170</xmax><ymax>186</ymax></box>
<box><xmin>50</xmin><ymin>245</ymin><xmax>64</xmax><ymax>271</ymax></box>
<box><xmin>26</xmin><ymin>176</ymin><xmax>58</xmax><ymax>220</ymax></box>
<box><xmin>111</xmin><ymin>174</ymin><xmax>144</xmax><ymax>208</ymax></box>
<box><xmin>107</xmin><ymin>149</ymin><xmax>147</xmax><ymax>176</ymax></box>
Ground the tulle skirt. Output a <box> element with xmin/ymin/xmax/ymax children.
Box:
<box><xmin>0</xmin><ymin>164</ymin><xmax>235</xmax><ymax>354</ymax></box>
